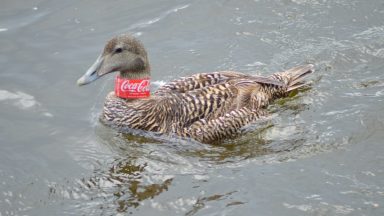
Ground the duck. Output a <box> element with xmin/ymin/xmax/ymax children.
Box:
<box><xmin>77</xmin><ymin>34</ymin><xmax>314</xmax><ymax>144</ymax></box>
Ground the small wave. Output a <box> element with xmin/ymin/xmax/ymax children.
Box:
<box><xmin>0</xmin><ymin>90</ymin><xmax>38</xmax><ymax>109</ymax></box>
<box><xmin>152</xmin><ymin>80</ymin><xmax>166</xmax><ymax>88</ymax></box>
<box><xmin>125</xmin><ymin>4</ymin><xmax>190</xmax><ymax>32</ymax></box>
<box><xmin>245</xmin><ymin>61</ymin><xmax>266</xmax><ymax>67</ymax></box>
<box><xmin>0</xmin><ymin>89</ymin><xmax>53</xmax><ymax>117</ymax></box>
<box><xmin>352</xmin><ymin>26</ymin><xmax>384</xmax><ymax>40</ymax></box>
<box><xmin>0</xmin><ymin>9</ymin><xmax>50</xmax><ymax>32</ymax></box>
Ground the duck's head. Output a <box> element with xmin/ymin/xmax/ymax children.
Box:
<box><xmin>77</xmin><ymin>34</ymin><xmax>150</xmax><ymax>86</ymax></box>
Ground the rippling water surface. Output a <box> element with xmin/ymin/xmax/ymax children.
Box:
<box><xmin>1</xmin><ymin>0</ymin><xmax>384</xmax><ymax>215</ymax></box>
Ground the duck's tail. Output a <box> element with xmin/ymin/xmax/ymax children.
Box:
<box><xmin>273</xmin><ymin>64</ymin><xmax>315</xmax><ymax>92</ymax></box>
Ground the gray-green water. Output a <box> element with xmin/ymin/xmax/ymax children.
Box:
<box><xmin>1</xmin><ymin>0</ymin><xmax>384</xmax><ymax>215</ymax></box>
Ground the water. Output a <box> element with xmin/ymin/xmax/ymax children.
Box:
<box><xmin>1</xmin><ymin>0</ymin><xmax>384</xmax><ymax>215</ymax></box>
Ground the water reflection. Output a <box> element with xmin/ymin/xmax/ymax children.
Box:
<box><xmin>73</xmin><ymin>157</ymin><xmax>173</xmax><ymax>214</ymax></box>
<box><xmin>103</xmin><ymin>160</ymin><xmax>172</xmax><ymax>211</ymax></box>
<box><xmin>185</xmin><ymin>191</ymin><xmax>239</xmax><ymax>216</ymax></box>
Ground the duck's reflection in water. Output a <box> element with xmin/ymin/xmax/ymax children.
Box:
<box><xmin>107</xmin><ymin>161</ymin><xmax>172</xmax><ymax>211</ymax></box>
<box><xmin>79</xmin><ymin>157</ymin><xmax>173</xmax><ymax>213</ymax></box>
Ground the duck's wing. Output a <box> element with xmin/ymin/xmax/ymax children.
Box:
<box><xmin>164</xmin><ymin>78</ymin><xmax>282</xmax><ymax>131</ymax></box>
<box><xmin>155</xmin><ymin>71</ymin><xmax>284</xmax><ymax>95</ymax></box>
<box><xmin>178</xmin><ymin>107</ymin><xmax>267</xmax><ymax>144</ymax></box>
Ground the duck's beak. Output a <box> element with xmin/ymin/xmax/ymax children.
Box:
<box><xmin>77</xmin><ymin>55</ymin><xmax>104</xmax><ymax>86</ymax></box>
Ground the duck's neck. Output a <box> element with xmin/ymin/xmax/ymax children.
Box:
<box><xmin>115</xmin><ymin>69</ymin><xmax>151</xmax><ymax>99</ymax></box>
<box><xmin>119</xmin><ymin>67</ymin><xmax>151</xmax><ymax>79</ymax></box>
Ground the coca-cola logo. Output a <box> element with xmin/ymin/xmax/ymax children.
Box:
<box><xmin>120</xmin><ymin>79</ymin><xmax>150</xmax><ymax>92</ymax></box>
<box><xmin>115</xmin><ymin>76</ymin><xmax>150</xmax><ymax>99</ymax></box>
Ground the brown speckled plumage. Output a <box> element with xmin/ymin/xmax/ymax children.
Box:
<box><xmin>78</xmin><ymin>34</ymin><xmax>314</xmax><ymax>144</ymax></box>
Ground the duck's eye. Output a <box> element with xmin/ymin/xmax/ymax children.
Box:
<box><xmin>115</xmin><ymin>48</ymin><xmax>123</xmax><ymax>53</ymax></box>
